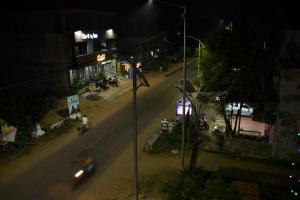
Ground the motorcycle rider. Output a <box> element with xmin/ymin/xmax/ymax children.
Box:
<box><xmin>82</xmin><ymin>114</ymin><xmax>89</xmax><ymax>130</ymax></box>
<box><xmin>81</xmin><ymin>153</ymin><xmax>94</xmax><ymax>172</ymax></box>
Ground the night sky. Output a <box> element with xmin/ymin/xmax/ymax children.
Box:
<box><xmin>2</xmin><ymin>0</ymin><xmax>299</xmax><ymax>36</ymax></box>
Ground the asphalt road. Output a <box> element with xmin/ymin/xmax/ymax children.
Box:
<box><xmin>0</xmin><ymin>67</ymin><xmax>191</xmax><ymax>200</ymax></box>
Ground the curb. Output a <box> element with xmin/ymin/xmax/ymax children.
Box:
<box><xmin>165</xmin><ymin>67</ymin><xmax>183</xmax><ymax>77</ymax></box>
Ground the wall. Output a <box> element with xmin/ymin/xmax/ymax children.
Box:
<box><xmin>204</xmin><ymin>137</ymin><xmax>273</xmax><ymax>160</ymax></box>
<box><xmin>273</xmin><ymin>30</ymin><xmax>300</xmax><ymax>161</ymax></box>
<box><xmin>273</xmin><ymin>67</ymin><xmax>300</xmax><ymax>161</ymax></box>
<box><xmin>0</xmin><ymin>33</ymin><xmax>72</xmax><ymax>96</ymax></box>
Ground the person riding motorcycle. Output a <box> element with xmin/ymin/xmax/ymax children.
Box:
<box><xmin>73</xmin><ymin>152</ymin><xmax>96</xmax><ymax>187</ymax></box>
<box><xmin>81</xmin><ymin>153</ymin><xmax>94</xmax><ymax>172</ymax></box>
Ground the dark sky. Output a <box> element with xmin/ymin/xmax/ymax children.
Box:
<box><xmin>3</xmin><ymin>0</ymin><xmax>299</xmax><ymax>36</ymax></box>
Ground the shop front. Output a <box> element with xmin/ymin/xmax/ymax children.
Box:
<box><xmin>69</xmin><ymin>29</ymin><xmax>117</xmax><ymax>88</ymax></box>
<box><xmin>69</xmin><ymin>60</ymin><xmax>117</xmax><ymax>85</ymax></box>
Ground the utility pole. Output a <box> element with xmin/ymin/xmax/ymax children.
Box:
<box><xmin>129</xmin><ymin>57</ymin><xmax>149</xmax><ymax>200</ymax></box>
<box><xmin>198</xmin><ymin>41</ymin><xmax>200</xmax><ymax>77</ymax></box>
<box><xmin>149</xmin><ymin>0</ymin><xmax>187</xmax><ymax>172</ymax></box>
<box><xmin>132</xmin><ymin>63</ymin><xmax>138</xmax><ymax>200</ymax></box>
<box><xmin>181</xmin><ymin>5</ymin><xmax>187</xmax><ymax>172</ymax></box>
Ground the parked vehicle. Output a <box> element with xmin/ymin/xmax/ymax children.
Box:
<box><xmin>225</xmin><ymin>102</ymin><xmax>254</xmax><ymax>117</ymax></box>
<box><xmin>159</xmin><ymin>65</ymin><xmax>168</xmax><ymax>72</ymax></box>
<box><xmin>96</xmin><ymin>79</ymin><xmax>109</xmax><ymax>90</ymax></box>
<box><xmin>107</xmin><ymin>76</ymin><xmax>119</xmax><ymax>87</ymax></box>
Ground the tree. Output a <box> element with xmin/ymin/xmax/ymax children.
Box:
<box><xmin>200</xmin><ymin>16</ymin><xmax>282</xmax><ymax>135</ymax></box>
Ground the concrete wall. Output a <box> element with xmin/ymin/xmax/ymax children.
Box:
<box><xmin>204</xmin><ymin>137</ymin><xmax>273</xmax><ymax>160</ymax></box>
<box><xmin>273</xmin><ymin>30</ymin><xmax>300</xmax><ymax>161</ymax></box>
<box><xmin>273</xmin><ymin>67</ymin><xmax>300</xmax><ymax>161</ymax></box>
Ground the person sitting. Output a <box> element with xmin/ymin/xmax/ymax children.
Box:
<box><xmin>81</xmin><ymin>153</ymin><xmax>94</xmax><ymax>172</ymax></box>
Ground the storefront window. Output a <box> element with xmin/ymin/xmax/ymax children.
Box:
<box><xmin>70</xmin><ymin>69</ymin><xmax>88</xmax><ymax>93</ymax></box>
<box><xmin>103</xmin><ymin>59</ymin><xmax>116</xmax><ymax>76</ymax></box>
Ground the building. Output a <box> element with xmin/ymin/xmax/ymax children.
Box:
<box><xmin>0</xmin><ymin>9</ymin><xmax>117</xmax><ymax>96</ymax></box>
<box><xmin>273</xmin><ymin>30</ymin><xmax>300</xmax><ymax>161</ymax></box>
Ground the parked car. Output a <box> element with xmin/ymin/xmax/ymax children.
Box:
<box><xmin>225</xmin><ymin>102</ymin><xmax>254</xmax><ymax>117</ymax></box>
<box><xmin>159</xmin><ymin>65</ymin><xmax>168</xmax><ymax>72</ymax></box>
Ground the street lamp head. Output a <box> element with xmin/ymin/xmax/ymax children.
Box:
<box><xmin>148</xmin><ymin>0</ymin><xmax>185</xmax><ymax>10</ymax></box>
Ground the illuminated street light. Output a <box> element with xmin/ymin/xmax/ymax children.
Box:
<box><xmin>148</xmin><ymin>0</ymin><xmax>187</xmax><ymax>173</ymax></box>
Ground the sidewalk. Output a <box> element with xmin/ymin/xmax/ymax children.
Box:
<box><xmin>40</xmin><ymin>63</ymin><xmax>183</xmax><ymax>128</ymax></box>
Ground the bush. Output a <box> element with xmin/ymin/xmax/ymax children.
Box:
<box><xmin>71</xmin><ymin>76</ymin><xmax>87</xmax><ymax>93</ymax></box>
<box><xmin>162</xmin><ymin>169</ymin><xmax>207</xmax><ymax>200</ymax></box>
<box><xmin>161</xmin><ymin>169</ymin><xmax>241</xmax><ymax>200</ymax></box>
<box><xmin>90</xmin><ymin>72</ymin><xmax>105</xmax><ymax>81</ymax></box>
<box><xmin>147</xmin><ymin>122</ymin><xmax>182</xmax><ymax>153</ymax></box>
<box><xmin>199</xmin><ymin>179</ymin><xmax>241</xmax><ymax>200</ymax></box>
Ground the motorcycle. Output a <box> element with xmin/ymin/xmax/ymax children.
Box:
<box><xmin>96</xmin><ymin>79</ymin><xmax>109</xmax><ymax>90</ymax></box>
<box><xmin>107</xmin><ymin>76</ymin><xmax>119</xmax><ymax>87</ymax></box>
<box><xmin>73</xmin><ymin>156</ymin><xmax>96</xmax><ymax>188</ymax></box>
<box><xmin>199</xmin><ymin>114</ymin><xmax>209</xmax><ymax>130</ymax></box>
<box><xmin>77</xmin><ymin>125</ymin><xmax>88</xmax><ymax>136</ymax></box>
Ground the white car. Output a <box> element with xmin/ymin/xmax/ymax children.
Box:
<box><xmin>225</xmin><ymin>102</ymin><xmax>254</xmax><ymax>117</ymax></box>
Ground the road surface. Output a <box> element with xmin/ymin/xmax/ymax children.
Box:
<box><xmin>0</xmin><ymin>66</ymin><xmax>195</xmax><ymax>200</ymax></box>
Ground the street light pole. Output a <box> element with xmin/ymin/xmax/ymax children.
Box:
<box><xmin>129</xmin><ymin>57</ymin><xmax>150</xmax><ymax>200</ymax></box>
<box><xmin>132</xmin><ymin>62</ymin><xmax>138</xmax><ymax>200</ymax></box>
<box><xmin>149</xmin><ymin>0</ymin><xmax>187</xmax><ymax>171</ymax></box>
<box><xmin>187</xmin><ymin>35</ymin><xmax>205</xmax><ymax>78</ymax></box>
<box><xmin>181</xmin><ymin>6</ymin><xmax>187</xmax><ymax>171</ymax></box>
<box><xmin>198</xmin><ymin>41</ymin><xmax>200</xmax><ymax>77</ymax></box>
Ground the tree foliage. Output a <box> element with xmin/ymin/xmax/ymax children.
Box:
<box><xmin>201</xmin><ymin>18</ymin><xmax>282</xmax><ymax>103</ymax></box>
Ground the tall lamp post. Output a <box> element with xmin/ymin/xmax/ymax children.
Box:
<box><xmin>187</xmin><ymin>35</ymin><xmax>205</xmax><ymax>78</ymax></box>
<box><xmin>128</xmin><ymin>57</ymin><xmax>150</xmax><ymax>200</ymax></box>
<box><xmin>149</xmin><ymin>0</ymin><xmax>187</xmax><ymax>171</ymax></box>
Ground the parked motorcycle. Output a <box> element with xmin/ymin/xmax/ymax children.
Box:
<box><xmin>96</xmin><ymin>79</ymin><xmax>109</xmax><ymax>90</ymax></box>
<box><xmin>107</xmin><ymin>76</ymin><xmax>119</xmax><ymax>87</ymax></box>
<box><xmin>199</xmin><ymin>114</ymin><xmax>209</xmax><ymax>130</ymax></box>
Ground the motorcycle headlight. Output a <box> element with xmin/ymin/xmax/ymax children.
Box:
<box><xmin>75</xmin><ymin>170</ymin><xmax>84</xmax><ymax>178</ymax></box>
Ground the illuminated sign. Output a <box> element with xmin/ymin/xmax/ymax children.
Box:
<box><xmin>74</xmin><ymin>30</ymin><xmax>99</xmax><ymax>42</ymax></box>
<box><xmin>97</xmin><ymin>54</ymin><xmax>106</xmax><ymax>62</ymax></box>
<box><xmin>176</xmin><ymin>98</ymin><xmax>192</xmax><ymax>116</ymax></box>
<box><xmin>81</xmin><ymin>33</ymin><xmax>98</xmax><ymax>40</ymax></box>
